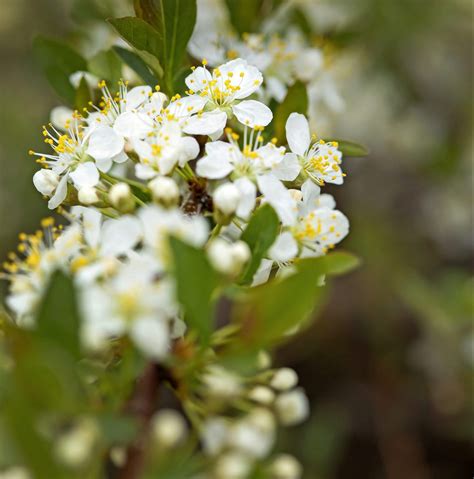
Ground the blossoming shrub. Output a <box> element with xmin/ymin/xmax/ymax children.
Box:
<box><xmin>0</xmin><ymin>1</ymin><xmax>365</xmax><ymax>478</ymax></box>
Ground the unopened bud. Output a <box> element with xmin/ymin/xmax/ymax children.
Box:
<box><xmin>33</xmin><ymin>169</ymin><xmax>59</xmax><ymax>196</ymax></box>
<box><xmin>270</xmin><ymin>368</ymin><xmax>298</xmax><ymax>391</ymax></box>
<box><xmin>248</xmin><ymin>386</ymin><xmax>275</xmax><ymax>405</ymax></box>
<box><xmin>213</xmin><ymin>183</ymin><xmax>240</xmax><ymax>224</ymax></box>
<box><xmin>0</xmin><ymin>467</ymin><xmax>32</xmax><ymax>479</ymax></box>
<box><xmin>275</xmin><ymin>388</ymin><xmax>309</xmax><ymax>426</ymax></box>
<box><xmin>78</xmin><ymin>186</ymin><xmax>99</xmax><ymax>205</ymax></box>
<box><xmin>207</xmin><ymin>239</ymin><xmax>250</xmax><ymax>276</ymax></box>
<box><xmin>55</xmin><ymin>419</ymin><xmax>98</xmax><ymax>467</ymax></box>
<box><xmin>148</xmin><ymin>176</ymin><xmax>179</xmax><ymax>207</ymax></box>
<box><xmin>214</xmin><ymin>452</ymin><xmax>252</xmax><ymax>479</ymax></box>
<box><xmin>151</xmin><ymin>409</ymin><xmax>187</xmax><ymax>447</ymax></box>
<box><xmin>270</xmin><ymin>454</ymin><xmax>302</xmax><ymax>479</ymax></box>
<box><xmin>109</xmin><ymin>182</ymin><xmax>134</xmax><ymax>212</ymax></box>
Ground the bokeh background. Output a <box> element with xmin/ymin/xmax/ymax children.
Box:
<box><xmin>0</xmin><ymin>0</ymin><xmax>472</xmax><ymax>477</ymax></box>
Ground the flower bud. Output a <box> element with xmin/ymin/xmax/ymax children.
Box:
<box><xmin>248</xmin><ymin>386</ymin><xmax>275</xmax><ymax>405</ymax></box>
<box><xmin>214</xmin><ymin>452</ymin><xmax>252</xmax><ymax>479</ymax></box>
<box><xmin>213</xmin><ymin>183</ymin><xmax>240</xmax><ymax>224</ymax></box>
<box><xmin>151</xmin><ymin>409</ymin><xmax>187</xmax><ymax>448</ymax></box>
<box><xmin>109</xmin><ymin>182</ymin><xmax>135</xmax><ymax>212</ymax></box>
<box><xmin>275</xmin><ymin>388</ymin><xmax>310</xmax><ymax>426</ymax></box>
<box><xmin>270</xmin><ymin>368</ymin><xmax>298</xmax><ymax>391</ymax></box>
<box><xmin>78</xmin><ymin>186</ymin><xmax>99</xmax><ymax>205</ymax></box>
<box><xmin>33</xmin><ymin>169</ymin><xmax>59</xmax><ymax>196</ymax></box>
<box><xmin>257</xmin><ymin>350</ymin><xmax>272</xmax><ymax>369</ymax></box>
<box><xmin>148</xmin><ymin>176</ymin><xmax>179</xmax><ymax>207</ymax></box>
<box><xmin>270</xmin><ymin>454</ymin><xmax>302</xmax><ymax>479</ymax></box>
<box><xmin>55</xmin><ymin>418</ymin><xmax>98</xmax><ymax>467</ymax></box>
<box><xmin>207</xmin><ymin>239</ymin><xmax>251</xmax><ymax>276</ymax></box>
<box><xmin>202</xmin><ymin>365</ymin><xmax>242</xmax><ymax>398</ymax></box>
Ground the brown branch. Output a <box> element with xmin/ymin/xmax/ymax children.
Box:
<box><xmin>117</xmin><ymin>362</ymin><xmax>161</xmax><ymax>479</ymax></box>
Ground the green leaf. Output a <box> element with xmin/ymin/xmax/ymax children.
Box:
<box><xmin>75</xmin><ymin>75</ymin><xmax>91</xmax><ymax>111</ymax></box>
<box><xmin>324</xmin><ymin>139</ymin><xmax>369</xmax><ymax>157</ymax></box>
<box><xmin>224</xmin><ymin>0</ymin><xmax>265</xmax><ymax>34</ymax></box>
<box><xmin>113</xmin><ymin>46</ymin><xmax>159</xmax><ymax>86</ymax></box>
<box><xmin>108</xmin><ymin>17</ymin><xmax>164</xmax><ymax>77</ymax></box>
<box><xmin>295</xmin><ymin>251</ymin><xmax>361</xmax><ymax>277</ymax></box>
<box><xmin>88</xmin><ymin>49</ymin><xmax>123</xmax><ymax>86</ymax></box>
<box><xmin>33</xmin><ymin>36</ymin><xmax>87</xmax><ymax>104</ymax></box>
<box><xmin>169</xmin><ymin>237</ymin><xmax>220</xmax><ymax>344</ymax></box>
<box><xmin>134</xmin><ymin>0</ymin><xmax>197</xmax><ymax>93</ymax></box>
<box><xmin>274</xmin><ymin>80</ymin><xmax>308</xmax><ymax>141</ymax></box>
<box><xmin>234</xmin><ymin>252</ymin><xmax>360</xmax><ymax>348</ymax></box>
<box><xmin>239</xmin><ymin>204</ymin><xmax>279</xmax><ymax>285</ymax></box>
<box><xmin>35</xmin><ymin>270</ymin><xmax>81</xmax><ymax>359</ymax></box>
<box><xmin>235</xmin><ymin>265</ymin><xmax>327</xmax><ymax>348</ymax></box>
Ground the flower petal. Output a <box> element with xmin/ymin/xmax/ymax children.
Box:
<box><xmin>114</xmin><ymin>111</ymin><xmax>153</xmax><ymax>139</ymax></box>
<box><xmin>100</xmin><ymin>216</ymin><xmax>142</xmax><ymax>256</ymax></box>
<box><xmin>269</xmin><ymin>232</ymin><xmax>298</xmax><ymax>262</ymax></box>
<box><xmin>233</xmin><ymin>177</ymin><xmax>256</xmax><ymax>219</ymax></box>
<box><xmin>70</xmin><ymin>162</ymin><xmax>100</xmax><ymax>189</ymax></box>
<box><xmin>48</xmin><ymin>173</ymin><xmax>69</xmax><ymax>209</ymax></box>
<box><xmin>257</xmin><ymin>174</ymin><xmax>297</xmax><ymax>226</ymax></box>
<box><xmin>131</xmin><ymin>318</ymin><xmax>169</xmax><ymax>359</ymax></box>
<box><xmin>232</xmin><ymin>100</ymin><xmax>272</xmax><ymax>127</ymax></box>
<box><xmin>125</xmin><ymin>85</ymin><xmax>152</xmax><ymax>110</ymax></box>
<box><xmin>183</xmin><ymin>110</ymin><xmax>227</xmax><ymax>136</ymax></box>
<box><xmin>272</xmin><ymin>152</ymin><xmax>301</xmax><ymax>181</ymax></box>
<box><xmin>87</xmin><ymin>126</ymin><xmax>124</xmax><ymax>161</ymax></box>
<box><xmin>185</xmin><ymin>66</ymin><xmax>212</xmax><ymax>92</ymax></box>
<box><xmin>286</xmin><ymin>113</ymin><xmax>310</xmax><ymax>156</ymax></box>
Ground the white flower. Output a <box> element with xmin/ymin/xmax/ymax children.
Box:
<box><xmin>30</xmin><ymin>118</ymin><xmax>124</xmax><ymax>209</ymax></box>
<box><xmin>80</xmin><ymin>255</ymin><xmax>176</xmax><ymax>358</ymax></box>
<box><xmin>207</xmin><ymin>239</ymin><xmax>250</xmax><ymax>276</ymax></box>
<box><xmin>266</xmin><ymin>179</ymin><xmax>349</xmax><ymax>262</ymax></box>
<box><xmin>283</xmin><ymin>112</ymin><xmax>345</xmax><ymax>186</ymax></box>
<box><xmin>133</xmin><ymin>120</ymin><xmax>199</xmax><ymax>179</ymax></box>
<box><xmin>183</xmin><ymin>58</ymin><xmax>272</xmax><ymax>138</ymax></box>
<box><xmin>275</xmin><ymin>388</ymin><xmax>310</xmax><ymax>426</ymax></box>
<box><xmin>139</xmin><ymin>206</ymin><xmax>209</xmax><ymax>269</ymax></box>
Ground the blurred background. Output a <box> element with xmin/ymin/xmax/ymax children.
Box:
<box><xmin>0</xmin><ymin>0</ymin><xmax>472</xmax><ymax>477</ymax></box>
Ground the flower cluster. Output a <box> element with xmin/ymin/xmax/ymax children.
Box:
<box><xmin>3</xmin><ymin>44</ymin><xmax>351</xmax><ymax>477</ymax></box>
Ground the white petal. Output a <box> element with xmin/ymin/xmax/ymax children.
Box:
<box><xmin>196</xmin><ymin>156</ymin><xmax>233</xmax><ymax>179</ymax></box>
<box><xmin>70</xmin><ymin>162</ymin><xmax>100</xmax><ymax>189</ymax></box>
<box><xmin>135</xmin><ymin>163</ymin><xmax>157</xmax><ymax>180</ymax></box>
<box><xmin>100</xmin><ymin>216</ymin><xmax>142</xmax><ymax>256</ymax></box>
<box><xmin>81</xmin><ymin>208</ymin><xmax>102</xmax><ymax>249</ymax></box>
<box><xmin>286</xmin><ymin>113</ymin><xmax>310</xmax><ymax>156</ymax></box>
<box><xmin>131</xmin><ymin>318</ymin><xmax>169</xmax><ymax>359</ymax></box>
<box><xmin>125</xmin><ymin>85</ymin><xmax>152</xmax><ymax>110</ymax></box>
<box><xmin>185</xmin><ymin>66</ymin><xmax>212</xmax><ymax>92</ymax></box>
<box><xmin>233</xmin><ymin>177</ymin><xmax>256</xmax><ymax>220</ymax></box>
<box><xmin>183</xmin><ymin>110</ymin><xmax>227</xmax><ymax>136</ymax></box>
<box><xmin>48</xmin><ymin>173</ymin><xmax>69</xmax><ymax>209</ymax></box>
<box><xmin>114</xmin><ymin>111</ymin><xmax>153</xmax><ymax>139</ymax></box>
<box><xmin>167</xmin><ymin>95</ymin><xmax>207</xmax><ymax>118</ymax></box>
<box><xmin>257</xmin><ymin>174</ymin><xmax>297</xmax><ymax>226</ymax></box>
<box><xmin>269</xmin><ymin>232</ymin><xmax>298</xmax><ymax>262</ymax></box>
<box><xmin>266</xmin><ymin>77</ymin><xmax>287</xmax><ymax>103</ymax></box>
<box><xmin>299</xmin><ymin>179</ymin><xmax>321</xmax><ymax>216</ymax></box>
<box><xmin>87</xmin><ymin>126</ymin><xmax>125</xmax><ymax>161</ymax></box>
<box><xmin>232</xmin><ymin>100</ymin><xmax>272</xmax><ymax>128</ymax></box>
<box><xmin>177</xmin><ymin>136</ymin><xmax>200</xmax><ymax>166</ymax></box>
<box><xmin>218</xmin><ymin>59</ymin><xmax>263</xmax><ymax>99</ymax></box>
<box><xmin>95</xmin><ymin>157</ymin><xmax>113</xmax><ymax>173</ymax></box>
<box><xmin>252</xmin><ymin>259</ymin><xmax>274</xmax><ymax>286</ymax></box>
<box><xmin>272</xmin><ymin>152</ymin><xmax>301</xmax><ymax>181</ymax></box>
<box><xmin>33</xmin><ymin>169</ymin><xmax>59</xmax><ymax>196</ymax></box>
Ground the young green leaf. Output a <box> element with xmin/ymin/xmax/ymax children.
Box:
<box><xmin>239</xmin><ymin>204</ymin><xmax>279</xmax><ymax>285</ymax></box>
<box><xmin>108</xmin><ymin>17</ymin><xmax>164</xmax><ymax>77</ymax></box>
<box><xmin>113</xmin><ymin>45</ymin><xmax>159</xmax><ymax>86</ymax></box>
<box><xmin>274</xmin><ymin>80</ymin><xmax>309</xmax><ymax>141</ymax></box>
<box><xmin>33</xmin><ymin>36</ymin><xmax>87</xmax><ymax>104</ymax></box>
<box><xmin>324</xmin><ymin>139</ymin><xmax>369</xmax><ymax>157</ymax></box>
<box><xmin>169</xmin><ymin>237</ymin><xmax>220</xmax><ymax>344</ymax></box>
<box><xmin>134</xmin><ymin>0</ymin><xmax>197</xmax><ymax>93</ymax></box>
<box><xmin>35</xmin><ymin>270</ymin><xmax>81</xmax><ymax>359</ymax></box>
<box><xmin>88</xmin><ymin>49</ymin><xmax>122</xmax><ymax>86</ymax></box>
